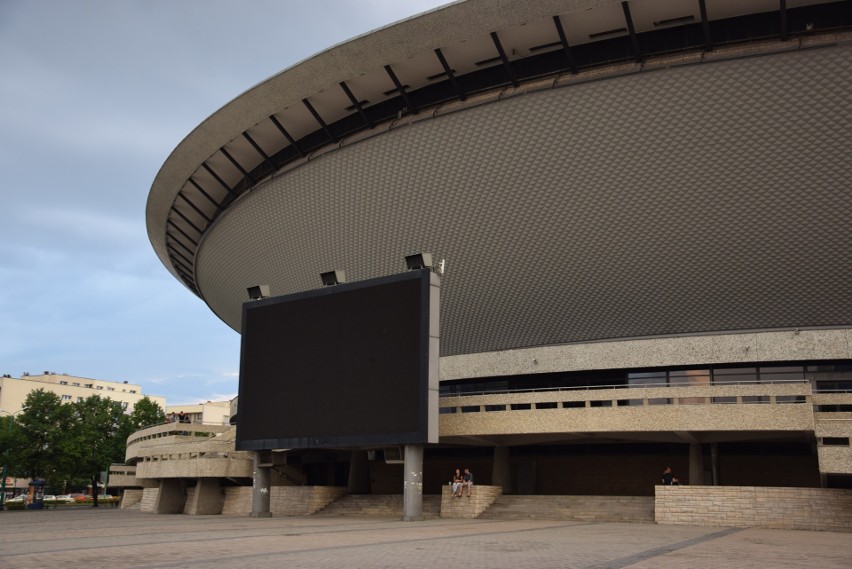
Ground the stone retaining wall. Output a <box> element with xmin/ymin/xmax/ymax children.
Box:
<box><xmin>655</xmin><ymin>485</ymin><xmax>852</xmax><ymax>532</ymax></box>
<box><xmin>120</xmin><ymin>489</ymin><xmax>143</xmax><ymax>509</ymax></box>
<box><xmin>139</xmin><ymin>487</ymin><xmax>159</xmax><ymax>513</ymax></box>
<box><xmin>221</xmin><ymin>486</ymin><xmax>347</xmax><ymax>516</ymax></box>
<box><xmin>271</xmin><ymin>486</ymin><xmax>347</xmax><ymax>516</ymax></box>
<box><xmin>222</xmin><ymin>487</ymin><xmax>251</xmax><ymax>515</ymax></box>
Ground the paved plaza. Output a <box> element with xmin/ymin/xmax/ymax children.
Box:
<box><xmin>1</xmin><ymin>508</ymin><xmax>850</xmax><ymax>569</ymax></box>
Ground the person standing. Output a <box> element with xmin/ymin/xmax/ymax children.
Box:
<box><xmin>661</xmin><ymin>466</ymin><xmax>679</xmax><ymax>485</ymax></box>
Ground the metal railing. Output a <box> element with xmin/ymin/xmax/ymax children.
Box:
<box><xmin>440</xmin><ymin>379</ymin><xmax>810</xmax><ymax>399</ymax></box>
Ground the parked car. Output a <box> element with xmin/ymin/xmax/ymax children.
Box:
<box><xmin>55</xmin><ymin>495</ymin><xmax>74</xmax><ymax>503</ymax></box>
<box><xmin>6</xmin><ymin>495</ymin><xmax>25</xmax><ymax>503</ymax></box>
<box><xmin>43</xmin><ymin>495</ymin><xmax>56</xmax><ymax>501</ymax></box>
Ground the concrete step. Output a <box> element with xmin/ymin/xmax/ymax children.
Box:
<box><xmin>317</xmin><ymin>494</ymin><xmax>442</xmax><ymax>517</ymax></box>
<box><xmin>479</xmin><ymin>495</ymin><xmax>654</xmax><ymax>522</ymax></box>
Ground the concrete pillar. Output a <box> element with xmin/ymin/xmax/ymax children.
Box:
<box><xmin>193</xmin><ymin>478</ymin><xmax>223</xmax><ymax>515</ymax></box>
<box><xmin>251</xmin><ymin>451</ymin><xmax>271</xmax><ymax>518</ymax></box>
<box><xmin>710</xmin><ymin>442</ymin><xmax>719</xmax><ymax>485</ymax></box>
<box><xmin>402</xmin><ymin>444</ymin><xmax>423</xmax><ymax>521</ymax></box>
<box><xmin>348</xmin><ymin>450</ymin><xmax>371</xmax><ymax>494</ymax></box>
<box><xmin>689</xmin><ymin>443</ymin><xmax>704</xmax><ymax>486</ymax></box>
<box><xmin>154</xmin><ymin>479</ymin><xmax>186</xmax><ymax>514</ymax></box>
<box><xmin>492</xmin><ymin>446</ymin><xmax>511</xmax><ymax>493</ymax></box>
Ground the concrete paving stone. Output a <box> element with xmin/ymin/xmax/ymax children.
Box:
<box><xmin>0</xmin><ymin>509</ymin><xmax>849</xmax><ymax>569</ymax></box>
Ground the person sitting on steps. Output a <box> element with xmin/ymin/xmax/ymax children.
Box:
<box><xmin>451</xmin><ymin>469</ymin><xmax>463</xmax><ymax>497</ymax></box>
<box><xmin>462</xmin><ymin>468</ymin><xmax>474</xmax><ymax>497</ymax></box>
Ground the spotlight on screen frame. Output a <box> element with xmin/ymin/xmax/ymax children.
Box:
<box><xmin>320</xmin><ymin>269</ymin><xmax>346</xmax><ymax>286</ymax></box>
<box><xmin>247</xmin><ymin>285</ymin><xmax>271</xmax><ymax>300</ymax></box>
<box><xmin>405</xmin><ymin>252</ymin><xmax>433</xmax><ymax>271</ymax></box>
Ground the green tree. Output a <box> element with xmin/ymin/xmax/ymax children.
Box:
<box><xmin>0</xmin><ymin>415</ymin><xmax>21</xmax><ymax>457</ymax></box>
<box><xmin>127</xmin><ymin>396</ymin><xmax>166</xmax><ymax>431</ymax></box>
<box><xmin>68</xmin><ymin>395</ymin><xmax>127</xmax><ymax>507</ymax></box>
<box><xmin>12</xmin><ymin>390</ymin><xmax>74</xmax><ymax>484</ymax></box>
<box><xmin>0</xmin><ymin>414</ymin><xmax>25</xmax><ymax>498</ymax></box>
<box><xmin>114</xmin><ymin>396</ymin><xmax>167</xmax><ymax>458</ymax></box>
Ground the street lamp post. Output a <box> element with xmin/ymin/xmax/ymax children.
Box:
<box><xmin>0</xmin><ymin>409</ymin><xmax>23</xmax><ymax>511</ymax></box>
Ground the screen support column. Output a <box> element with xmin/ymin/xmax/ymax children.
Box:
<box><xmin>402</xmin><ymin>444</ymin><xmax>424</xmax><ymax>521</ymax></box>
<box><xmin>251</xmin><ymin>451</ymin><xmax>271</xmax><ymax>517</ymax></box>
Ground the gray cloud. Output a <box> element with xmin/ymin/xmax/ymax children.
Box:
<box><xmin>1</xmin><ymin>0</ymin><xmax>448</xmax><ymax>406</ymax></box>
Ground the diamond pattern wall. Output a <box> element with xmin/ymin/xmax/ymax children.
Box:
<box><xmin>196</xmin><ymin>45</ymin><xmax>852</xmax><ymax>357</ymax></box>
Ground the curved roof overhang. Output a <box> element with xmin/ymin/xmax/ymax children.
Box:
<box><xmin>147</xmin><ymin>0</ymin><xmax>851</xmax><ymax>295</ymax></box>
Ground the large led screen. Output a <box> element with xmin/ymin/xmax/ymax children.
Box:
<box><xmin>236</xmin><ymin>270</ymin><xmax>437</xmax><ymax>450</ymax></box>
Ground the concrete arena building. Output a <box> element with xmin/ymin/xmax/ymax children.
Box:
<box><xmin>144</xmin><ymin>0</ymin><xmax>852</xmax><ymax>519</ymax></box>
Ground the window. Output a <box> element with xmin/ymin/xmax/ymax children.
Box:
<box><xmin>742</xmin><ymin>396</ymin><xmax>770</xmax><ymax>404</ymax></box>
<box><xmin>816</xmin><ymin>404</ymin><xmax>852</xmax><ymax>412</ymax></box>
<box><xmin>809</xmin><ymin>364</ymin><xmax>852</xmax><ymax>392</ymax></box>
<box><xmin>713</xmin><ymin>367</ymin><xmax>757</xmax><ymax>384</ymax></box>
<box><xmin>712</xmin><ymin>396</ymin><xmax>737</xmax><ymax>404</ymax></box>
<box><xmin>129</xmin><ymin>390</ymin><xmax>137</xmax><ymax>394</ymax></box>
<box><xmin>670</xmin><ymin>369</ymin><xmax>710</xmax><ymax>387</ymax></box>
<box><xmin>759</xmin><ymin>365</ymin><xmax>804</xmax><ymax>383</ymax></box>
<box><xmin>629</xmin><ymin>371</ymin><xmax>666</xmax><ymax>387</ymax></box>
<box><xmin>59</xmin><ymin>381</ymin><xmax>68</xmax><ymax>385</ymax></box>
<box><xmin>77</xmin><ymin>397</ymin><xmax>84</xmax><ymax>402</ymax></box>
<box><xmin>107</xmin><ymin>387</ymin><xmax>115</xmax><ymax>391</ymax></box>
<box><xmin>72</xmin><ymin>382</ymin><xmax>80</xmax><ymax>387</ymax></box>
<box><xmin>61</xmin><ymin>395</ymin><xmax>72</xmax><ymax>401</ymax></box>
<box><xmin>96</xmin><ymin>386</ymin><xmax>103</xmax><ymax>390</ymax></box>
<box><xmin>670</xmin><ymin>370</ymin><xmax>710</xmax><ymax>404</ymax></box>
<box><xmin>84</xmin><ymin>383</ymin><xmax>93</xmax><ymax>388</ymax></box>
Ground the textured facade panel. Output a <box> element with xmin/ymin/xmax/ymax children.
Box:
<box><xmin>196</xmin><ymin>45</ymin><xmax>852</xmax><ymax>356</ymax></box>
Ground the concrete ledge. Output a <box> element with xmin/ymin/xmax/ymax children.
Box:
<box><xmin>441</xmin><ymin>485</ymin><xmax>502</xmax><ymax>518</ymax></box>
<box><xmin>655</xmin><ymin>485</ymin><xmax>852</xmax><ymax>532</ymax></box>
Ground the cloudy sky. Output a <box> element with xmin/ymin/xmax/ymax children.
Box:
<box><xmin>0</xmin><ymin>0</ymin><xmax>448</xmax><ymax>406</ymax></box>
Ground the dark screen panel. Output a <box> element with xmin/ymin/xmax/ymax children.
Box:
<box><xmin>236</xmin><ymin>270</ymin><xmax>430</xmax><ymax>450</ymax></box>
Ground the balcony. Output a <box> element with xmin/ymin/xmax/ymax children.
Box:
<box><xmin>125</xmin><ymin>422</ymin><xmax>252</xmax><ymax>480</ymax></box>
<box><xmin>125</xmin><ymin>422</ymin><xmax>231</xmax><ymax>464</ymax></box>
<box><xmin>439</xmin><ymin>381</ymin><xmax>815</xmax><ymax>444</ymax></box>
<box><xmin>813</xmin><ymin>391</ymin><xmax>852</xmax><ymax>474</ymax></box>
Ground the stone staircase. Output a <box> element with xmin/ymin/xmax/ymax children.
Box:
<box><xmin>478</xmin><ymin>495</ymin><xmax>655</xmax><ymax>523</ymax></box>
<box><xmin>316</xmin><ymin>494</ymin><xmax>442</xmax><ymax>517</ymax></box>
